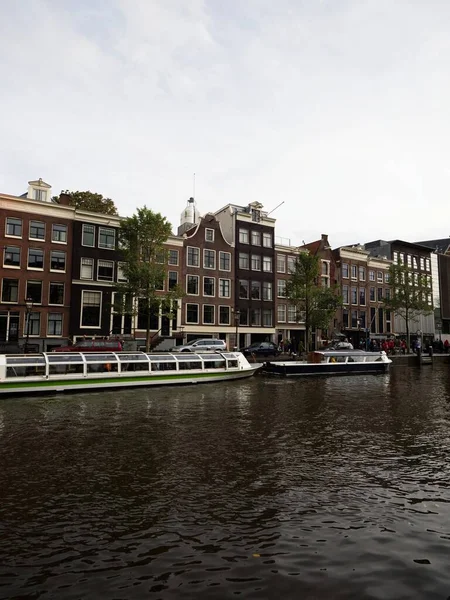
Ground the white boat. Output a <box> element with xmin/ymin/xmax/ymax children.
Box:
<box><xmin>262</xmin><ymin>350</ymin><xmax>392</xmax><ymax>377</ymax></box>
<box><xmin>0</xmin><ymin>351</ymin><xmax>260</xmax><ymax>397</ymax></box>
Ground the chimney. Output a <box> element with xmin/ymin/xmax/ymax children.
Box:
<box><xmin>321</xmin><ymin>234</ymin><xmax>328</xmax><ymax>242</ymax></box>
<box><xmin>58</xmin><ymin>192</ymin><xmax>72</xmax><ymax>206</ymax></box>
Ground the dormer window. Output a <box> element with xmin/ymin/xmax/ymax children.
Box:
<box><xmin>252</xmin><ymin>209</ymin><xmax>261</xmax><ymax>222</ymax></box>
<box><xmin>205</xmin><ymin>228</ymin><xmax>214</xmax><ymax>242</ymax></box>
<box><xmin>33</xmin><ymin>189</ymin><xmax>47</xmax><ymax>201</ymax></box>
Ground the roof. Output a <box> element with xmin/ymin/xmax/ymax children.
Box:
<box><xmin>365</xmin><ymin>239</ymin><xmax>436</xmax><ymax>253</ymax></box>
<box><xmin>415</xmin><ymin>238</ymin><xmax>450</xmax><ymax>254</ymax></box>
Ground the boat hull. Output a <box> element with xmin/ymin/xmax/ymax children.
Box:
<box><xmin>263</xmin><ymin>361</ymin><xmax>390</xmax><ymax>377</ymax></box>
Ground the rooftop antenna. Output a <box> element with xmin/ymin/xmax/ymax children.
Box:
<box><xmin>267</xmin><ymin>200</ymin><xmax>285</xmax><ymax>216</ymax></box>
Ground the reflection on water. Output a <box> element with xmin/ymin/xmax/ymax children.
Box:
<box><xmin>1</xmin><ymin>366</ymin><xmax>450</xmax><ymax>599</ymax></box>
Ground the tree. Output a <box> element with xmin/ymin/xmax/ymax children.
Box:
<box><xmin>52</xmin><ymin>190</ymin><xmax>118</xmax><ymax>215</ymax></box>
<box><xmin>286</xmin><ymin>251</ymin><xmax>342</xmax><ymax>352</ymax></box>
<box><xmin>117</xmin><ymin>206</ymin><xmax>184</xmax><ymax>351</ymax></box>
<box><xmin>383</xmin><ymin>263</ymin><xmax>433</xmax><ymax>352</ymax></box>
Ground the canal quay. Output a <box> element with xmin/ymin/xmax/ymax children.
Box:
<box><xmin>1</xmin><ymin>365</ymin><xmax>450</xmax><ymax>600</ymax></box>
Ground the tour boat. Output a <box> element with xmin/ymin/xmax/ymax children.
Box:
<box><xmin>262</xmin><ymin>350</ymin><xmax>392</xmax><ymax>377</ymax></box>
<box><xmin>0</xmin><ymin>351</ymin><xmax>260</xmax><ymax>397</ymax></box>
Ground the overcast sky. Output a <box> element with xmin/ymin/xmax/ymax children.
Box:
<box><xmin>1</xmin><ymin>0</ymin><xmax>449</xmax><ymax>247</ymax></box>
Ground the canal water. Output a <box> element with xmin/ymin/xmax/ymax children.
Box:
<box><xmin>1</xmin><ymin>366</ymin><xmax>450</xmax><ymax>600</ymax></box>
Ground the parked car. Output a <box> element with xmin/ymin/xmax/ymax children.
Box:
<box><xmin>171</xmin><ymin>339</ymin><xmax>227</xmax><ymax>352</ymax></box>
<box><xmin>240</xmin><ymin>342</ymin><xmax>280</xmax><ymax>358</ymax></box>
<box><xmin>53</xmin><ymin>340</ymin><xmax>123</xmax><ymax>352</ymax></box>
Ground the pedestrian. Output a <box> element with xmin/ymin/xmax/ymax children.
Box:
<box><xmin>444</xmin><ymin>339</ymin><xmax>449</xmax><ymax>354</ymax></box>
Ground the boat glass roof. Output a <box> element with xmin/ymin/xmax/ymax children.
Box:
<box><xmin>148</xmin><ymin>355</ymin><xmax>177</xmax><ymax>361</ymax></box>
<box><xmin>118</xmin><ymin>354</ymin><xmax>149</xmax><ymax>361</ymax></box>
<box><xmin>84</xmin><ymin>353</ymin><xmax>119</xmax><ymax>362</ymax></box>
<box><xmin>47</xmin><ymin>354</ymin><xmax>84</xmax><ymax>363</ymax></box>
<box><xmin>174</xmin><ymin>354</ymin><xmax>201</xmax><ymax>361</ymax></box>
<box><xmin>6</xmin><ymin>356</ymin><xmax>46</xmax><ymax>365</ymax></box>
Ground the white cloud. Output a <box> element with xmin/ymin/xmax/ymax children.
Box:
<box><xmin>1</xmin><ymin>0</ymin><xmax>449</xmax><ymax>246</ymax></box>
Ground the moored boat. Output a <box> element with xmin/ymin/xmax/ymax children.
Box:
<box><xmin>262</xmin><ymin>350</ymin><xmax>392</xmax><ymax>377</ymax></box>
<box><xmin>0</xmin><ymin>351</ymin><xmax>260</xmax><ymax>397</ymax></box>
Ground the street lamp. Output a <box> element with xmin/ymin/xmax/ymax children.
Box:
<box><xmin>356</xmin><ymin>318</ymin><xmax>361</xmax><ymax>349</ymax></box>
<box><xmin>234</xmin><ymin>309</ymin><xmax>241</xmax><ymax>351</ymax></box>
<box><xmin>24</xmin><ymin>297</ymin><xmax>33</xmax><ymax>354</ymax></box>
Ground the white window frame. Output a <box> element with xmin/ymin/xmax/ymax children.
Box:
<box><xmin>262</xmin><ymin>309</ymin><xmax>272</xmax><ymax>327</ymax></box>
<box><xmin>277</xmin><ymin>279</ymin><xmax>287</xmax><ymax>298</ymax></box>
<box><xmin>1</xmin><ymin>278</ymin><xmax>19</xmax><ymax>303</ymax></box>
<box><xmin>97</xmin><ymin>259</ymin><xmax>114</xmax><ymax>282</ymax></box>
<box><xmin>219</xmin><ymin>305</ymin><xmax>231</xmax><ymax>325</ymax></box>
<box><xmin>203</xmin><ymin>276</ymin><xmax>215</xmax><ymax>297</ymax></box>
<box><xmin>168</xmin><ymin>270</ymin><xmax>178</xmax><ymax>290</ymax></box>
<box><xmin>186</xmin><ymin>274</ymin><xmax>200</xmax><ymax>296</ymax></box>
<box><xmin>262</xmin><ymin>281</ymin><xmax>272</xmax><ymax>301</ymax></box>
<box><xmin>187</xmin><ymin>246</ymin><xmax>200</xmax><ymax>268</ymax></box>
<box><xmin>27</xmin><ymin>248</ymin><xmax>44</xmax><ymax>271</ymax></box>
<box><xmin>80</xmin><ymin>290</ymin><xmax>103</xmax><ymax>329</ymax></box>
<box><xmin>262</xmin><ymin>232</ymin><xmax>272</xmax><ymax>248</ymax></box>
<box><xmin>26</xmin><ymin>280</ymin><xmax>43</xmax><ymax>305</ymax></box>
<box><xmin>203</xmin><ymin>304</ymin><xmax>215</xmax><ymax>325</ymax></box>
<box><xmin>219</xmin><ymin>278</ymin><xmax>231</xmax><ymax>298</ymax></box>
<box><xmin>239</xmin><ymin>280</ymin><xmax>249</xmax><ymax>299</ymax></box>
<box><xmin>342</xmin><ymin>263</ymin><xmax>349</xmax><ymax>278</ymax></box>
<box><xmin>168</xmin><ymin>249</ymin><xmax>179</xmax><ymax>266</ymax></box>
<box><xmin>80</xmin><ymin>257</ymin><xmax>94</xmax><ymax>280</ymax></box>
<box><xmin>48</xmin><ymin>282</ymin><xmax>65</xmax><ymax>306</ymax></box>
<box><xmin>3</xmin><ymin>246</ymin><xmax>21</xmax><ymax>269</ymax></box>
<box><xmin>251</xmin><ymin>254</ymin><xmax>261</xmax><ymax>271</ymax></box>
<box><xmin>52</xmin><ymin>223</ymin><xmax>68</xmax><ymax>244</ymax></box>
<box><xmin>82</xmin><ymin>224</ymin><xmax>95</xmax><ymax>247</ymax></box>
<box><xmin>186</xmin><ymin>303</ymin><xmax>199</xmax><ymax>324</ymax></box>
<box><xmin>239</xmin><ymin>253</ymin><xmax>249</xmax><ymax>270</ymax></box>
<box><xmin>288</xmin><ymin>305</ymin><xmax>297</xmax><ymax>323</ymax></box>
<box><xmin>205</xmin><ymin>228</ymin><xmax>215</xmax><ymax>242</ymax></box>
<box><xmin>47</xmin><ymin>313</ymin><xmax>63</xmax><ymax>337</ymax></box>
<box><xmin>29</xmin><ymin>220</ymin><xmax>46</xmax><ymax>242</ymax></box>
<box><xmin>98</xmin><ymin>227</ymin><xmax>116</xmax><ymax>250</ymax></box>
<box><xmin>203</xmin><ymin>248</ymin><xmax>216</xmax><ymax>270</ymax></box>
<box><xmin>263</xmin><ymin>256</ymin><xmax>272</xmax><ymax>272</ymax></box>
<box><xmin>5</xmin><ymin>217</ymin><xmax>23</xmax><ymax>239</ymax></box>
<box><xmin>277</xmin><ymin>255</ymin><xmax>286</xmax><ymax>273</ymax></box>
<box><xmin>369</xmin><ymin>270</ymin><xmax>375</xmax><ymax>282</ymax></box>
<box><xmin>239</xmin><ymin>229</ymin><xmax>249</xmax><ymax>244</ymax></box>
<box><xmin>219</xmin><ymin>251</ymin><xmax>231</xmax><ymax>272</ymax></box>
<box><xmin>351</xmin><ymin>265</ymin><xmax>357</xmax><ymax>280</ymax></box>
<box><xmin>251</xmin><ymin>281</ymin><xmax>261</xmax><ymax>300</ymax></box>
<box><xmin>251</xmin><ymin>231</ymin><xmax>261</xmax><ymax>246</ymax></box>
<box><xmin>50</xmin><ymin>250</ymin><xmax>66</xmax><ymax>273</ymax></box>
<box><xmin>287</xmin><ymin>256</ymin><xmax>296</xmax><ymax>273</ymax></box>
<box><xmin>26</xmin><ymin>311</ymin><xmax>41</xmax><ymax>337</ymax></box>
<box><xmin>277</xmin><ymin>304</ymin><xmax>286</xmax><ymax>323</ymax></box>
<box><xmin>117</xmin><ymin>262</ymin><xmax>128</xmax><ymax>282</ymax></box>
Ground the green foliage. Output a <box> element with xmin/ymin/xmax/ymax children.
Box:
<box><xmin>286</xmin><ymin>252</ymin><xmax>342</xmax><ymax>351</ymax></box>
<box><xmin>52</xmin><ymin>190</ymin><xmax>118</xmax><ymax>215</ymax></box>
<box><xmin>117</xmin><ymin>206</ymin><xmax>183</xmax><ymax>351</ymax></box>
<box><xmin>383</xmin><ymin>263</ymin><xmax>433</xmax><ymax>350</ymax></box>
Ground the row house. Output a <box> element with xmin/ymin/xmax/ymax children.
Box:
<box><xmin>179</xmin><ymin>211</ymin><xmax>235</xmax><ymax>347</ymax></box>
<box><xmin>0</xmin><ymin>179</ymin><xmax>73</xmax><ymax>351</ymax></box>
<box><xmin>364</xmin><ymin>240</ymin><xmax>435</xmax><ymax>341</ymax></box>
<box><xmin>215</xmin><ymin>201</ymin><xmax>276</xmax><ymax>347</ymax></box>
<box><xmin>334</xmin><ymin>245</ymin><xmax>392</xmax><ymax>347</ymax></box>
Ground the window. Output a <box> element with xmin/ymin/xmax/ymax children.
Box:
<box><xmin>288</xmin><ymin>306</ymin><xmax>297</xmax><ymax>323</ymax></box>
<box><xmin>219</xmin><ymin>251</ymin><xmax>231</xmax><ymax>271</ymax></box>
<box><xmin>155</xmin><ymin>276</ymin><xmax>165</xmax><ymax>291</ymax></box>
<box><xmin>251</xmin><ymin>255</ymin><xmax>261</xmax><ymax>271</ymax></box>
<box><xmin>99</xmin><ymin>227</ymin><xmax>116</xmax><ymax>250</ymax></box>
<box><xmin>168</xmin><ymin>271</ymin><xmax>178</xmax><ymax>290</ymax></box>
<box><xmin>386</xmin><ymin>310</ymin><xmax>391</xmax><ymax>333</ymax></box>
<box><xmin>425</xmin><ymin>258</ymin><xmax>431</xmax><ymax>272</ymax></box>
<box><xmin>412</xmin><ymin>256</ymin><xmax>418</xmax><ymax>270</ymax></box>
<box><xmin>204</xmin><ymin>249</ymin><xmax>216</xmax><ymax>269</ymax></box>
<box><xmin>28</xmin><ymin>312</ymin><xmax>41</xmax><ymax>336</ymax></box>
<box><xmin>203</xmin><ymin>305</ymin><xmax>215</xmax><ymax>324</ymax></box>
<box><xmin>28</xmin><ymin>248</ymin><xmax>44</xmax><ymax>269</ymax></box>
<box><xmin>49</xmin><ymin>282</ymin><xmax>64</xmax><ymax>305</ymax></box>
<box><xmin>359</xmin><ymin>288</ymin><xmax>366</xmax><ymax>305</ymax></box>
<box><xmin>239</xmin><ymin>280</ymin><xmax>249</xmax><ymax>299</ymax></box>
<box><xmin>205</xmin><ymin>228</ymin><xmax>214</xmax><ymax>242</ymax></box>
<box><xmin>399</xmin><ymin>253</ymin><xmax>405</xmax><ymax>265</ymax></box>
<box><xmin>239</xmin><ymin>229</ymin><xmax>249</xmax><ymax>244</ymax></box>
<box><xmin>262</xmin><ymin>281</ymin><xmax>272</xmax><ymax>301</ymax></box>
<box><xmin>168</xmin><ymin>250</ymin><xmax>179</xmax><ymax>266</ymax></box>
<box><xmin>342</xmin><ymin>285</ymin><xmax>349</xmax><ymax>304</ymax></box>
<box><xmin>351</xmin><ymin>310</ymin><xmax>358</xmax><ymax>328</ymax></box>
<box><xmin>219</xmin><ymin>279</ymin><xmax>231</xmax><ymax>298</ymax></box>
<box><xmin>287</xmin><ymin>256</ymin><xmax>296</xmax><ymax>273</ymax></box>
<box><xmin>251</xmin><ymin>281</ymin><xmax>261</xmax><ymax>300</ymax></box>
<box><xmin>377</xmin><ymin>271</ymin><xmax>383</xmax><ymax>282</ymax></box>
<box><xmin>251</xmin><ymin>231</ymin><xmax>261</xmax><ymax>245</ymax></box>
<box><xmin>48</xmin><ymin>313</ymin><xmax>63</xmax><ymax>336</ymax></box>
<box><xmin>377</xmin><ymin>288</ymin><xmax>383</xmax><ymax>301</ymax></box>
<box><xmin>1</xmin><ymin>279</ymin><xmax>19</xmax><ymax>303</ymax></box>
<box><xmin>342</xmin><ymin>263</ymin><xmax>349</xmax><ymax>278</ymax></box>
<box><xmin>33</xmin><ymin>189</ymin><xmax>47</xmax><ymax>201</ymax></box>
<box><xmin>263</xmin><ymin>256</ymin><xmax>272</xmax><ymax>272</ymax></box>
<box><xmin>369</xmin><ymin>270</ymin><xmax>375</xmax><ymax>281</ymax></box>
<box><xmin>263</xmin><ymin>232</ymin><xmax>272</xmax><ymax>248</ymax></box>
<box><xmin>277</xmin><ymin>305</ymin><xmax>286</xmax><ymax>322</ymax></box>
<box><xmin>277</xmin><ymin>255</ymin><xmax>286</xmax><ymax>273</ymax></box>
<box><xmin>52</xmin><ymin>224</ymin><xmax>67</xmax><ymax>243</ymax></box>
<box><xmin>262</xmin><ymin>309</ymin><xmax>272</xmax><ymax>327</ymax></box>
<box><xmin>277</xmin><ymin>279</ymin><xmax>287</xmax><ymax>297</ymax></box>
<box><xmin>81</xmin><ymin>291</ymin><xmax>102</xmax><ymax>327</ymax></box>
<box><xmin>186</xmin><ymin>303</ymin><xmax>199</xmax><ymax>324</ymax></box>
<box><xmin>359</xmin><ymin>266</ymin><xmax>366</xmax><ymax>281</ymax></box>
<box><xmin>155</xmin><ymin>251</ymin><xmax>165</xmax><ymax>264</ymax></box>
<box><xmin>80</xmin><ymin>258</ymin><xmax>94</xmax><ymax>280</ymax></box>
<box><xmin>343</xmin><ymin>309</ymin><xmax>349</xmax><ymax>328</ymax></box>
<box><xmin>98</xmin><ymin>260</ymin><xmax>114</xmax><ymax>281</ymax></box>
<box><xmin>322</xmin><ymin>262</ymin><xmax>329</xmax><ymax>275</ymax></box>
<box><xmin>239</xmin><ymin>253</ymin><xmax>249</xmax><ymax>269</ymax></box>
<box><xmin>6</xmin><ymin>217</ymin><xmax>22</xmax><ymax>237</ymax></box>
<box><xmin>351</xmin><ymin>287</ymin><xmax>357</xmax><ymax>304</ymax></box>
<box><xmin>351</xmin><ymin>265</ymin><xmax>357</xmax><ymax>279</ymax></box>
<box><xmin>420</xmin><ymin>257</ymin><xmax>425</xmax><ymax>270</ymax></box>
<box><xmin>82</xmin><ymin>224</ymin><xmax>95</xmax><ymax>247</ymax></box>
<box><xmin>204</xmin><ymin>277</ymin><xmax>215</xmax><ymax>296</ymax></box>
<box><xmin>117</xmin><ymin>262</ymin><xmax>127</xmax><ymax>282</ymax></box>
<box><xmin>187</xmin><ymin>275</ymin><xmax>199</xmax><ymax>295</ymax></box>
<box><xmin>250</xmin><ymin>308</ymin><xmax>261</xmax><ymax>326</ymax></box>
<box><xmin>4</xmin><ymin>246</ymin><xmax>20</xmax><ymax>267</ymax></box>
<box><xmin>370</xmin><ymin>287</ymin><xmax>375</xmax><ymax>302</ymax></box>
<box><xmin>26</xmin><ymin>281</ymin><xmax>42</xmax><ymax>304</ymax></box>
<box><xmin>239</xmin><ymin>309</ymin><xmax>248</xmax><ymax>326</ymax></box>
<box><xmin>252</xmin><ymin>209</ymin><xmax>261</xmax><ymax>222</ymax></box>
<box><xmin>384</xmin><ymin>272</ymin><xmax>390</xmax><ymax>283</ymax></box>
<box><xmin>219</xmin><ymin>306</ymin><xmax>230</xmax><ymax>325</ymax></box>
<box><xmin>407</xmin><ymin>254</ymin><xmax>412</xmax><ymax>268</ymax></box>
<box><xmin>29</xmin><ymin>220</ymin><xmax>45</xmax><ymax>241</ymax></box>
<box><xmin>393</xmin><ymin>251</ymin><xmax>399</xmax><ymax>263</ymax></box>
<box><xmin>50</xmin><ymin>251</ymin><xmax>66</xmax><ymax>272</ymax></box>
<box><xmin>187</xmin><ymin>247</ymin><xmax>200</xmax><ymax>267</ymax></box>
<box><xmin>385</xmin><ymin>288</ymin><xmax>391</xmax><ymax>301</ymax></box>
